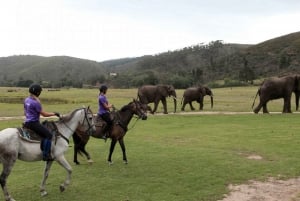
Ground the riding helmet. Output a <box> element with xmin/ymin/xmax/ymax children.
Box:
<box><xmin>99</xmin><ymin>85</ymin><xmax>108</xmax><ymax>93</ymax></box>
<box><xmin>29</xmin><ymin>83</ymin><xmax>42</xmax><ymax>97</ymax></box>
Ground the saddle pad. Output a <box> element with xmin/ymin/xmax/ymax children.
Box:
<box><xmin>17</xmin><ymin>127</ymin><xmax>41</xmax><ymax>142</ymax></box>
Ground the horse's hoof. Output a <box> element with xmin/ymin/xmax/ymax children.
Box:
<box><xmin>108</xmin><ymin>161</ymin><xmax>113</xmax><ymax>166</ymax></box>
<box><xmin>60</xmin><ymin>184</ymin><xmax>65</xmax><ymax>192</ymax></box>
<box><xmin>40</xmin><ymin>190</ymin><xmax>48</xmax><ymax>197</ymax></box>
<box><xmin>123</xmin><ymin>160</ymin><xmax>128</xmax><ymax>164</ymax></box>
<box><xmin>87</xmin><ymin>159</ymin><xmax>94</xmax><ymax>164</ymax></box>
<box><xmin>6</xmin><ymin>195</ymin><xmax>16</xmax><ymax>201</ymax></box>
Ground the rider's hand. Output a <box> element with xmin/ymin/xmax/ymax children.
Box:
<box><xmin>54</xmin><ymin>112</ymin><xmax>60</xmax><ymax>118</ymax></box>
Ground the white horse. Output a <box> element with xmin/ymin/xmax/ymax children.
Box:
<box><xmin>0</xmin><ymin>107</ymin><xmax>96</xmax><ymax>201</ymax></box>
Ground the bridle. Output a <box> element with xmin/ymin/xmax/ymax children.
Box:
<box><xmin>115</xmin><ymin>100</ymin><xmax>147</xmax><ymax>131</ymax></box>
<box><xmin>133</xmin><ymin>100</ymin><xmax>147</xmax><ymax>120</ymax></box>
<box><xmin>80</xmin><ymin>107</ymin><xmax>95</xmax><ymax>135</ymax></box>
<box><xmin>60</xmin><ymin>107</ymin><xmax>95</xmax><ymax>137</ymax></box>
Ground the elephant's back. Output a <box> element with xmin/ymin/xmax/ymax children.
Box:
<box><xmin>183</xmin><ymin>87</ymin><xmax>198</xmax><ymax>96</ymax></box>
<box><xmin>138</xmin><ymin>85</ymin><xmax>157</xmax><ymax>102</ymax></box>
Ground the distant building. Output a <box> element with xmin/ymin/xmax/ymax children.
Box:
<box><xmin>109</xmin><ymin>72</ymin><xmax>117</xmax><ymax>77</ymax></box>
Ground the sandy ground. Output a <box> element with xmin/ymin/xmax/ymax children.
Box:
<box><xmin>2</xmin><ymin>112</ymin><xmax>300</xmax><ymax>200</ymax></box>
<box><xmin>218</xmin><ymin>154</ymin><xmax>300</xmax><ymax>201</ymax></box>
<box><xmin>219</xmin><ymin>177</ymin><xmax>300</xmax><ymax>201</ymax></box>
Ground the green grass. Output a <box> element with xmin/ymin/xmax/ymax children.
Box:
<box><xmin>1</xmin><ymin>115</ymin><xmax>300</xmax><ymax>201</ymax></box>
<box><xmin>1</xmin><ymin>87</ymin><xmax>300</xmax><ymax>200</ymax></box>
<box><xmin>0</xmin><ymin>86</ymin><xmax>291</xmax><ymax>116</ymax></box>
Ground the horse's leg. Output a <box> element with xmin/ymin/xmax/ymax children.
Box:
<box><xmin>55</xmin><ymin>155</ymin><xmax>73</xmax><ymax>192</ymax></box>
<box><xmin>74</xmin><ymin>142</ymin><xmax>93</xmax><ymax>165</ymax></box>
<box><xmin>73</xmin><ymin>144</ymin><xmax>80</xmax><ymax>165</ymax></box>
<box><xmin>80</xmin><ymin>147</ymin><xmax>93</xmax><ymax>164</ymax></box>
<box><xmin>77</xmin><ymin>145</ymin><xmax>93</xmax><ymax>164</ymax></box>
<box><xmin>118</xmin><ymin>138</ymin><xmax>128</xmax><ymax>164</ymax></box>
<box><xmin>108</xmin><ymin>139</ymin><xmax>117</xmax><ymax>165</ymax></box>
<box><xmin>40</xmin><ymin>161</ymin><xmax>53</xmax><ymax>197</ymax></box>
<box><xmin>0</xmin><ymin>160</ymin><xmax>17</xmax><ymax>201</ymax></box>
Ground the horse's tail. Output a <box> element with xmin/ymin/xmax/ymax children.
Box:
<box><xmin>252</xmin><ymin>88</ymin><xmax>260</xmax><ymax>109</ymax></box>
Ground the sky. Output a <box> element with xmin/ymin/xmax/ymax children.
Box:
<box><xmin>0</xmin><ymin>0</ymin><xmax>300</xmax><ymax>62</ymax></box>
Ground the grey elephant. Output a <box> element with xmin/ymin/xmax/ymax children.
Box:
<box><xmin>137</xmin><ymin>85</ymin><xmax>177</xmax><ymax>114</ymax></box>
<box><xmin>181</xmin><ymin>86</ymin><xmax>213</xmax><ymax>111</ymax></box>
<box><xmin>252</xmin><ymin>74</ymin><xmax>300</xmax><ymax>113</ymax></box>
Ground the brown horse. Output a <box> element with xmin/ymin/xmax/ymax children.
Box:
<box><xmin>73</xmin><ymin>99</ymin><xmax>148</xmax><ymax>165</ymax></box>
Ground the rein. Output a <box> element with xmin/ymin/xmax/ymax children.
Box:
<box><xmin>56</xmin><ymin>131</ymin><xmax>70</xmax><ymax>144</ymax></box>
<box><xmin>113</xmin><ymin>104</ymin><xmax>143</xmax><ymax>132</ymax></box>
<box><xmin>59</xmin><ymin>108</ymin><xmax>94</xmax><ymax>142</ymax></box>
<box><xmin>127</xmin><ymin>116</ymin><xmax>140</xmax><ymax>131</ymax></box>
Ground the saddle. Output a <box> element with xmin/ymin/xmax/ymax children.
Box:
<box><xmin>95</xmin><ymin>115</ymin><xmax>107</xmax><ymax>129</ymax></box>
<box><xmin>93</xmin><ymin>111</ymin><xmax>127</xmax><ymax>138</ymax></box>
<box><xmin>17</xmin><ymin>120</ymin><xmax>60</xmax><ymax>142</ymax></box>
<box><xmin>96</xmin><ymin>113</ymin><xmax>128</xmax><ymax>133</ymax></box>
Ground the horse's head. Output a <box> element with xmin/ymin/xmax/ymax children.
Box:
<box><xmin>78</xmin><ymin>106</ymin><xmax>96</xmax><ymax>135</ymax></box>
<box><xmin>131</xmin><ymin>99</ymin><xmax>148</xmax><ymax>120</ymax></box>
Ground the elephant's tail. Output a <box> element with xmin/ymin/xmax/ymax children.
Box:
<box><xmin>251</xmin><ymin>89</ymin><xmax>260</xmax><ymax>109</ymax></box>
<box><xmin>180</xmin><ymin>96</ymin><xmax>184</xmax><ymax>106</ymax></box>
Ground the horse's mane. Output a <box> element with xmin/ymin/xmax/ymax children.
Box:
<box><xmin>60</xmin><ymin>108</ymin><xmax>83</xmax><ymax>122</ymax></box>
<box><xmin>120</xmin><ymin>102</ymin><xmax>133</xmax><ymax>112</ymax></box>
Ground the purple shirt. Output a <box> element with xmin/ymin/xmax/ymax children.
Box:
<box><xmin>98</xmin><ymin>94</ymin><xmax>109</xmax><ymax>115</ymax></box>
<box><xmin>24</xmin><ymin>96</ymin><xmax>42</xmax><ymax>122</ymax></box>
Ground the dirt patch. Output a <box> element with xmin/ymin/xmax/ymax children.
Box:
<box><xmin>246</xmin><ymin>154</ymin><xmax>263</xmax><ymax>160</ymax></box>
<box><xmin>219</xmin><ymin>177</ymin><xmax>300</xmax><ymax>201</ymax></box>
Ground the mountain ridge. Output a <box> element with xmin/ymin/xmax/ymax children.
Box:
<box><xmin>1</xmin><ymin>31</ymin><xmax>299</xmax><ymax>88</ymax></box>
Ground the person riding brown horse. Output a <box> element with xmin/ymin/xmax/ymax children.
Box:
<box><xmin>97</xmin><ymin>85</ymin><xmax>114</xmax><ymax>140</ymax></box>
<box><xmin>73</xmin><ymin>99</ymin><xmax>148</xmax><ymax>165</ymax></box>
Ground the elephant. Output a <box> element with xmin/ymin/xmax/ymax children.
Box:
<box><xmin>137</xmin><ymin>84</ymin><xmax>177</xmax><ymax>114</ymax></box>
<box><xmin>252</xmin><ymin>74</ymin><xmax>300</xmax><ymax>113</ymax></box>
<box><xmin>181</xmin><ymin>86</ymin><xmax>213</xmax><ymax>111</ymax></box>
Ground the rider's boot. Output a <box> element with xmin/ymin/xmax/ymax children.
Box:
<box><xmin>42</xmin><ymin>139</ymin><xmax>54</xmax><ymax>161</ymax></box>
<box><xmin>102</xmin><ymin>127</ymin><xmax>111</xmax><ymax>142</ymax></box>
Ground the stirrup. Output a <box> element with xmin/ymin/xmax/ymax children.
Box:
<box><xmin>43</xmin><ymin>156</ymin><xmax>54</xmax><ymax>161</ymax></box>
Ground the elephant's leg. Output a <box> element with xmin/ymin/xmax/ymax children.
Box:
<box><xmin>181</xmin><ymin>101</ymin><xmax>186</xmax><ymax>111</ymax></box>
<box><xmin>283</xmin><ymin>96</ymin><xmax>292</xmax><ymax>113</ymax></box>
<box><xmin>199</xmin><ymin>101</ymin><xmax>204</xmax><ymax>110</ymax></box>
<box><xmin>146</xmin><ymin>105</ymin><xmax>154</xmax><ymax>114</ymax></box>
<box><xmin>189</xmin><ymin>102</ymin><xmax>195</xmax><ymax>110</ymax></box>
<box><xmin>197</xmin><ymin>98</ymin><xmax>204</xmax><ymax>110</ymax></box>
<box><xmin>254</xmin><ymin>100</ymin><xmax>264</xmax><ymax>113</ymax></box>
<box><xmin>253</xmin><ymin>105</ymin><xmax>261</xmax><ymax>113</ymax></box>
<box><xmin>152</xmin><ymin>101</ymin><xmax>159</xmax><ymax>113</ymax></box>
<box><xmin>262</xmin><ymin>103</ymin><xmax>269</xmax><ymax>113</ymax></box>
<box><xmin>161</xmin><ymin>98</ymin><xmax>168</xmax><ymax>114</ymax></box>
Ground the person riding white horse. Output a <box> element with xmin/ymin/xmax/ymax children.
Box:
<box><xmin>23</xmin><ymin>83</ymin><xmax>60</xmax><ymax>161</ymax></box>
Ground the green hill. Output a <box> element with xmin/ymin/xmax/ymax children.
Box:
<box><xmin>0</xmin><ymin>31</ymin><xmax>300</xmax><ymax>88</ymax></box>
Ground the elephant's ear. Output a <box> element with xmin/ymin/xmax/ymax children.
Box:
<box><xmin>205</xmin><ymin>87</ymin><xmax>213</xmax><ymax>96</ymax></box>
<box><xmin>199</xmin><ymin>87</ymin><xmax>206</xmax><ymax>95</ymax></box>
<box><xmin>159</xmin><ymin>85</ymin><xmax>169</xmax><ymax>97</ymax></box>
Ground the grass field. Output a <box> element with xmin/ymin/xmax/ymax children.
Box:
<box><xmin>0</xmin><ymin>86</ymin><xmax>291</xmax><ymax>116</ymax></box>
<box><xmin>0</xmin><ymin>86</ymin><xmax>300</xmax><ymax>201</ymax></box>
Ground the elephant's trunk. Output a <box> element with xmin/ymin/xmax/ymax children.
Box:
<box><xmin>173</xmin><ymin>96</ymin><xmax>177</xmax><ymax>113</ymax></box>
<box><xmin>210</xmin><ymin>95</ymin><xmax>214</xmax><ymax>108</ymax></box>
<box><xmin>296</xmin><ymin>92</ymin><xmax>299</xmax><ymax>111</ymax></box>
